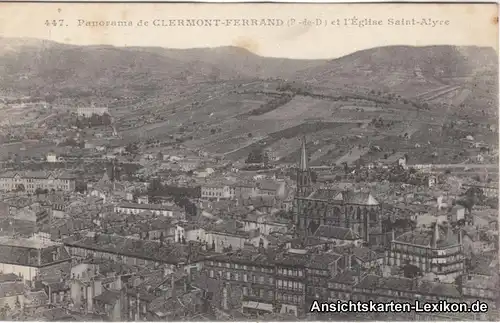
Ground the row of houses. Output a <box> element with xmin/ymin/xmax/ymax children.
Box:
<box><xmin>0</xmin><ymin>171</ymin><xmax>76</xmax><ymax>193</ymax></box>
<box><xmin>203</xmin><ymin>246</ymin><xmax>498</xmax><ymax>320</ymax></box>
<box><xmin>200</xmin><ymin>179</ymin><xmax>288</xmax><ymax>200</ymax></box>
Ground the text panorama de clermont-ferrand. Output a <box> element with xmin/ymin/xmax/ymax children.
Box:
<box><xmin>65</xmin><ymin>17</ymin><xmax>451</xmax><ymax>28</ymax></box>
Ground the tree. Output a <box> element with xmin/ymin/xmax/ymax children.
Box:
<box><xmin>245</xmin><ymin>148</ymin><xmax>268</xmax><ymax>164</ymax></box>
<box><xmin>148</xmin><ymin>178</ymin><xmax>164</xmax><ymax>197</ymax></box>
<box><xmin>125</xmin><ymin>143</ymin><xmax>139</xmax><ymax>155</ymax></box>
<box><xmin>101</xmin><ymin>113</ymin><xmax>112</xmax><ymax>126</ymax></box>
<box><xmin>402</xmin><ymin>263</ymin><xmax>422</xmax><ymax>278</ymax></box>
<box><xmin>342</xmin><ymin>162</ymin><xmax>349</xmax><ymax>175</ymax></box>
<box><xmin>159</xmin><ymin>232</ymin><xmax>164</xmax><ymax>246</ymax></box>
<box><xmin>35</xmin><ymin>187</ymin><xmax>44</xmax><ymax>196</ymax></box>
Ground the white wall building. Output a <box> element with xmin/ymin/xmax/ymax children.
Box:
<box><xmin>114</xmin><ymin>202</ymin><xmax>174</xmax><ymax>217</ymax></box>
<box><xmin>77</xmin><ymin>106</ymin><xmax>109</xmax><ymax>118</ymax></box>
<box><xmin>46</xmin><ymin>153</ymin><xmax>57</xmax><ymax>163</ymax></box>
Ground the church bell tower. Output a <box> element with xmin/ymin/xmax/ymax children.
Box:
<box><xmin>296</xmin><ymin>136</ymin><xmax>313</xmax><ymax>197</ymax></box>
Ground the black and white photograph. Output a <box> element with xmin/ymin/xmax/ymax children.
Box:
<box><xmin>0</xmin><ymin>2</ymin><xmax>498</xmax><ymax>321</ymax></box>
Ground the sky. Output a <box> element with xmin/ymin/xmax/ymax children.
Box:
<box><xmin>0</xmin><ymin>2</ymin><xmax>497</xmax><ymax>59</ymax></box>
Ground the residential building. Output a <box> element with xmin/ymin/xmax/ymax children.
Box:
<box><xmin>205</xmin><ymin>251</ymin><xmax>275</xmax><ymax>316</ymax></box>
<box><xmin>137</xmin><ymin>196</ymin><xmax>149</xmax><ymax>204</ymax></box>
<box><xmin>0</xmin><ymin>236</ymin><xmax>71</xmax><ymax>284</ymax></box>
<box><xmin>114</xmin><ymin>203</ymin><xmax>174</xmax><ymax>217</ymax></box>
<box><xmin>460</xmin><ymin>273</ymin><xmax>499</xmax><ymax>316</ymax></box>
<box><xmin>385</xmin><ymin>222</ymin><xmax>465</xmax><ymax>281</ymax></box>
<box><xmin>46</xmin><ymin>152</ymin><xmax>57</xmax><ymax>163</ymax></box>
<box><xmin>450</xmin><ymin>205</ymin><xmax>466</xmax><ymax>223</ymax></box>
<box><xmin>232</xmin><ymin>183</ymin><xmax>258</xmax><ymax>200</ymax></box>
<box><xmin>0</xmin><ymin>171</ymin><xmax>76</xmax><ymax>193</ymax></box>
<box><xmin>64</xmin><ymin>234</ymin><xmax>206</xmax><ymax>273</ymax></box>
<box><xmin>241</xmin><ymin>213</ymin><xmax>288</xmax><ymax>235</ymax></box>
<box><xmin>256</xmin><ymin>180</ymin><xmax>287</xmax><ymax>198</ymax></box>
<box><xmin>175</xmin><ymin>223</ymin><xmax>206</xmax><ymax>243</ymax></box>
<box><xmin>205</xmin><ymin>225</ymin><xmax>263</xmax><ymax>253</ymax></box>
<box><xmin>76</xmin><ymin>106</ymin><xmax>109</xmax><ymax>117</ymax></box>
<box><xmin>179</xmin><ymin>158</ymin><xmax>204</xmax><ymax>172</ymax></box>
<box><xmin>306</xmin><ymin>252</ymin><xmax>345</xmax><ymax>303</ymax></box>
<box><xmin>461</xmin><ymin>184</ymin><xmax>499</xmax><ymax>199</ymax></box>
<box><xmin>312</xmin><ymin>225</ymin><xmax>363</xmax><ymax>247</ymax></box>
<box><xmin>350</xmin><ymin>274</ymin><xmax>471</xmax><ymax>320</ymax></box>
<box><xmin>200</xmin><ymin>181</ymin><xmax>235</xmax><ymax>200</ymax></box>
<box><xmin>274</xmin><ymin>251</ymin><xmax>307</xmax><ymax>317</ymax></box>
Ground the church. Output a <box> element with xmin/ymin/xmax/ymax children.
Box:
<box><xmin>293</xmin><ymin>137</ymin><xmax>382</xmax><ymax>243</ymax></box>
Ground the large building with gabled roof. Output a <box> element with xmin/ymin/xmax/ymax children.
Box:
<box><xmin>292</xmin><ymin>137</ymin><xmax>382</xmax><ymax>242</ymax></box>
<box><xmin>0</xmin><ymin>171</ymin><xmax>76</xmax><ymax>193</ymax></box>
<box><xmin>385</xmin><ymin>221</ymin><xmax>465</xmax><ymax>280</ymax></box>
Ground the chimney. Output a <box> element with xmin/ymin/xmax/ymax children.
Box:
<box><xmin>115</xmin><ymin>276</ymin><xmax>122</xmax><ymax>290</ymax></box>
<box><xmin>171</xmin><ymin>272</ymin><xmax>176</xmax><ymax>299</ymax></box>
<box><xmin>222</xmin><ymin>284</ymin><xmax>229</xmax><ymax>310</ymax></box>
<box><xmin>87</xmin><ymin>282</ymin><xmax>94</xmax><ymax>312</ymax></box>
<box><xmin>93</xmin><ymin>277</ymin><xmax>103</xmax><ymax>297</ymax></box>
<box><xmin>37</xmin><ymin>249</ymin><xmax>42</xmax><ymax>267</ymax></box>
<box><xmin>344</xmin><ymin>254</ymin><xmax>351</xmax><ymax>269</ymax></box>
<box><xmin>136</xmin><ymin>292</ymin><xmax>140</xmax><ymax>321</ymax></box>
<box><xmin>458</xmin><ymin>229</ymin><xmax>463</xmax><ymax>245</ymax></box>
<box><xmin>432</xmin><ymin>221</ymin><xmax>439</xmax><ymax>249</ymax></box>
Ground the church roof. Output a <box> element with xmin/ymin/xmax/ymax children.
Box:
<box><xmin>342</xmin><ymin>191</ymin><xmax>379</xmax><ymax>205</ymax></box>
<box><xmin>305</xmin><ymin>189</ymin><xmax>379</xmax><ymax>206</ymax></box>
<box><xmin>313</xmin><ymin>225</ymin><xmax>360</xmax><ymax>241</ymax></box>
<box><xmin>308</xmin><ymin>189</ymin><xmax>341</xmax><ymax>200</ymax></box>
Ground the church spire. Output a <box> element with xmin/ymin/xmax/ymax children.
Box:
<box><xmin>296</xmin><ymin>135</ymin><xmax>313</xmax><ymax>198</ymax></box>
<box><xmin>299</xmin><ymin>136</ymin><xmax>308</xmax><ymax>171</ymax></box>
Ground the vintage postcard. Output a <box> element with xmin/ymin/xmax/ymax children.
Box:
<box><xmin>0</xmin><ymin>1</ymin><xmax>498</xmax><ymax>321</ymax></box>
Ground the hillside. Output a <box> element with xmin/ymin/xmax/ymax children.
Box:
<box><xmin>0</xmin><ymin>39</ymin><xmax>496</xmax><ymax>167</ymax></box>
<box><xmin>127</xmin><ymin>46</ymin><xmax>326</xmax><ymax>80</ymax></box>
<box><xmin>0</xmin><ymin>38</ymin><xmax>249</xmax><ymax>98</ymax></box>
<box><xmin>294</xmin><ymin>45</ymin><xmax>498</xmax><ymax>100</ymax></box>
<box><xmin>0</xmin><ymin>38</ymin><xmax>496</xmax><ymax>108</ymax></box>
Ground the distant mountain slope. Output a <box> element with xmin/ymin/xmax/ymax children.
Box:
<box><xmin>0</xmin><ymin>38</ymin><xmax>248</xmax><ymax>96</ymax></box>
<box><xmin>128</xmin><ymin>46</ymin><xmax>326</xmax><ymax>80</ymax></box>
<box><xmin>293</xmin><ymin>45</ymin><xmax>498</xmax><ymax>97</ymax></box>
<box><xmin>0</xmin><ymin>38</ymin><xmax>496</xmax><ymax>102</ymax></box>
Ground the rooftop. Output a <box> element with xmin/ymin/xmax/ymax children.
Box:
<box><xmin>0</xmin><ymin>236</ymin><xmax>61</xmax><ymax>249</ymax></box>
<box><xmin>116</xmin><ymin>202</ymin><xmax>175</xmax><ymax>211</ymax></box>
<box><xmin>356</xmin><ymin>274</ymin><xmax>461</xmax><ymax>299</ymax></box>
<box><xmin>307</xmin><ymin>189</ymin><xmax>379</xmax><ymax>205</ymax></box>
<box><xmin>0</xmin><ymin>171</ymin><xmax>76</xmax><ymax>180</ymax></box>
<box><xmin>313</xmin><ymin>225</ymin><xmax>360</xmax><ymax>241</ymax></box>
<box><xmin>394</xmin><ymin>225</ymin><xmax>460</xmax><ymax>248</ymax></box>
<box><xmin>64</xmin><ymin>235</ymin><xmax>207</xmax><ymax>265</ymax></box>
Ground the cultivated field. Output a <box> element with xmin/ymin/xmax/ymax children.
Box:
<box><xmin>86</xmin><ymin>79</ymin><xmax>498</xmax><ymax>168</ymax></box>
